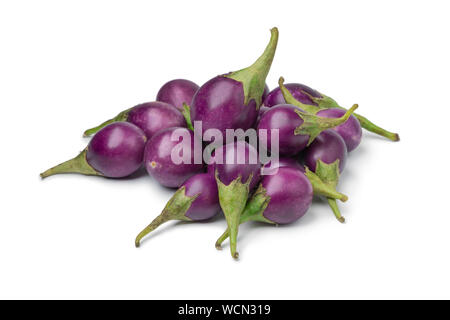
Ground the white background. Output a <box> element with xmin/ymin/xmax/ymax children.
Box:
<box><xmin>1</xmin><ymin>0</ymin><xmax>449</xmax><ymax>299</ymax></box>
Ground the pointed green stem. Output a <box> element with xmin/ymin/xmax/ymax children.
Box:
<box><xmin>305</xmin><ymin>167</ymin><xmax>348</xmax><ymax>202</ymax></box>
<box><xmin>353</xmin><ymin>113</ymin><xmax>400</xmax><ymax>141</ymax></box>
<box><xmin>278</xmin><ymin>77</ymin><xmax>319</xmax><ymax>114</ymax></box>
<box><xmin>83</xmin><ymin>108</ymin><xmax>131</xmax><ymax>137</ymax></box>
<box><xmin>225</xmin><ymin>27</ymin><xmax>279</xmax><ymax>107</ymax></box>
<box><xmin>299</xmin><ymin>87</ymin><xmax>400</xmax><ymax>142</ymax></box>
<box><xmin>40</xmin><ymin>149</ymin><xmax>101</xmax><ymax>178</ymax></box>
<box><xmin>294</xmin><ymin>104</ymin><xmax>359</xmax><ymax>146</ymax></box>
<box><xmin>182</xmin><ymin>103</ymin><xmax>194</xmax><ymax>131</ymax></box>
<box><xmin>215</xmin><ymin>172</ymin><xmax>255</xmax><ymax>259</ymax></box>
<box><xmin>327</xmin><ymin>198</ymin><xmax>345</xmax><ymax>223</ymax></box>
<box><xmin>134</xmin><ymin>186</ymin><xmax>196</xmax><ymax>247</ymax></box>
<box><xmin>215</xmin><ymin>184</ymin><xmax>272</xmax><ymax>250</ymax></box>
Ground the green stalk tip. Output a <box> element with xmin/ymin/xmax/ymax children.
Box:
<box><xmin>40</xmin><ymin>149</ymin><xmax>100</xmax><ymax>179</ymax></box>
<box><xmin>226</xmin><ymin>27</ymin><xmax>279</xmax><ymax>107</ymax></box>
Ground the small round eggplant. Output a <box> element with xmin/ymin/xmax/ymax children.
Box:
<box><xmin>41</xmin><ymin>122</ymin><xmax>147</xmax><ymax>178</ymax></box>
<box><xmin>215</xmin><ymin>167</ymin><xmax>313</xmax><ymax>249</ymax></box>
<box><xmin>156</xmin><ymin>79</ymin><xmax>199</xmax><ymax>111</ymax></box>
<box><xmin>144</xmin><ymin>127</ymin><xmax>203</xmax><ymax>188</ymax></box>
<box><xmin>135</xmin><ymin>172</ymin><xmax>220</xmax><ymax>247</ymax></box>
<box><xmin>304</xmin><ymin>129</ymin><xmax>348</xmax><ymax>173</ymax></box>
<box><xmin>277</xmin><ymin>77</ymin><xmax>399</xmax><ymax>142</ymax></box>
<box><xmin>83</xmin><ymin>101</ymin><xmax>186</xmax><ymax>139</ymax></box>
<box><xmin>316</xmin><ymin>108</ymin><xmax>362</xmax><ymax>152</ymax></box>
<box><xmin>257</xmin><ymin>103</ymin><xmax>358</xmax><ymax>157</ymax></box>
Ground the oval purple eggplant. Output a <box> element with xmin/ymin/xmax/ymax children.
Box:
<box><xmin>190</xmin><ymin>76</ymin><xmax>259</xmax><ymax>137</ymax></box>
<box><xmin>127</xmin><ymin>101</ymin><xmax>186</xmax><ymax>139</ymax></box>
<box><xmin>264</xmin><ymin>83</ymin><xmax>321</xmax><ymax>107</ymax></box>
<box><xmin>261</xmin><ymin>167</ymin><xmax>313</xmax><ymax>224</ymax></box>
<box><xmin>257</xmin><ymin>104</ymin><xmax>309</xmax><ymax>156</ymax></box>
<box><xmin>156</xmin><ymin>79</ymin><xmax>199</xmax><ymax>111</ymax></box>
<box><xmin>316</xmin><ymin>108</ymin><xmax>362</xmax><ymax>152</ymax></box>
<box><xmin>182</xmin><ymin>173</ymin><xmax>220</xmax><ymax>221</ymax></box>
<box><xmin>41</xmin><ymin>122</ymin><xmax>147</xmax><ymax>179</ymax></box>
<box><xmin>304</xmin><ymin>129</ymin><xmax>347</xmax><ymax>173</ymax></box>
<box><xmin>144</xmin><ymin>127</ymin><xmax>204</xmax><ymax>188</ymax></box>
<box><xmin>86</xmin><ymin>122</ymin><xmax>147</xmax><ymax>178</ymax></box>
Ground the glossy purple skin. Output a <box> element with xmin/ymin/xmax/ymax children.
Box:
<box><xmin>144</xmin><ymin>127</ymin><xmax>203</xmax><ymax>188</ymax></box>
<box><xmin>263</xmin><ymin>83</ymin><xmax>322</xmax><ymax>107</ymax></box>
<box><xmin>261</xmin><ymin>157</ymin><xmax>304</xmax><ymax>176</ymax></box>
<box><xmin>212</xmin><ymin>141</ymin><xmax>261</xmax><ymax>190</ymax></box>
<box><xmin>190</xmin><ymin>76</ymin><xmax>258</xmax><ymax>137</ymax></box>
<box><xmin>304</xmin><ymin>130</ymin><xmax>348</xmax><ymax>173</ymax></box>
<box><xmin>182</xmin><ymin>173</ymin><xmax>220</xmax><ymax>221</ymax></box>
<box><xmin>257</xmin><ymin>104</ymin><xmax>309</xmax><ymax>156</ymax></box>
<box><xmin>156</xmin><ymin>79</ymin><xmax>199</xmax><ymax>111</ymax></box>
<box><xmin>86</xmin><ymin>122</ymin><xmax>146</xmax><ymax>178</ymax></box>
<box><xmin>127</xmin><ymin>102</ymin><xmax>186</xmax><ymax>140</ymax></box>
<box><xmin>316</xmin><ymin>108</ymin><xmax>362</xmax><ymax>152</ymax></box>
<box><xmin>261</xmin><ymin>167</ymin><xmax>313</xmax><ymax>224</ymax></box>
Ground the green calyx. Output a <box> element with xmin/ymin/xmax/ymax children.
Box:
<box><xmin>294</xmin><ymin>104</ymin><xmax>359</xmax><ymax>146</ymax></box>
<box><xmin>305</xmin><ymin>160</ymin><xmax>346</xmax><ymax>223</ymax></box>
<box><xmin>215</xmin><ymin>171</ymin><xmax>255</xmax><ymax>260</ymax></box>
<box><xmin>83</xmin><ymin>107</ymin><xmax>132</xmax><ymax>137</ymax></box>
<box><xmin>225</xmin><ymin>27</ymin><xmax>279</xmax><ymax>108</ymax></box>
<box><xmin>135</xmin><ymin>186</ymin><xmax>197</xmax><ymax>247</ymax></box>
<box><xmin>182</xmin><ymin>103</ymin><xmax>194</xmax><ymax>131</ymax></box>
<box><xmin>40</xmin><ymin>148</ymin><xmax>102</xmax><ymax>179</ymax></box>
<box><xmin>215</xmin><ymin>184</ymin><xmax>272</xmax><ymax>250</ymax></box>
<box><xmin>291</xmin><ymin>81</ymin><xmax>400</xmax><ymax>142</ymax></box>
<box><xmin>278</xmin><ymin>77</ymin><xmax>320</xmax><ymax>114</ymax></box>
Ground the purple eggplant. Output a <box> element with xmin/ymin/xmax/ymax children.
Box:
<box><xmin>215</xmin><ymin>167</ymin><xmax>313</xmax><ymax>249</ymax></box>
<box><xmin>190</xmin><ymin>28</ymin><xmax>279</xmax><ymax>137</ymax></box>
<box><xmin>83</xmin><ymin>101</ymin><xmax>186</xmax><ymax>138</ymax></box>
<box><xmin>135</xmin><ymin>172</ymin><xmax>220</xmax><ymax>247</ymax></box>
<box><xmin>144</xmin><ymin>127</ymin><xmax>203</xmax><ymax>188</ymax></box>
<box><xmin>303</xmin><ymin>129</ymin><xmax>348</xmax><ymax>222</ymax></box>
<box><xmin>276</xmin><ymin>77</ymin><xmax>399</xmax><ymax>142</ymax></box>
<box><xmin>262</xmin><ymin>84</ymin><xmax>270</xmax><ymax>103</ymax></box>
<box><xmin>316</xmin><ymin>108</ymin><xmax>362</xmax><ymax>152</ymax></box>
<box><xmin>257</xmin><ymin>103</ymin><xmax>358</xmax><ymax>156</ymax></box>
<box><xmin>41</xmin><ymin>122</ymin><xmax>146</xmax><ymax>178</ymax></box>
<box><xmin>156</xmin><ymin>79</ymin><xmax>199</xmax><ymax>111</ymax></box>
<box><xmin>213</xmin><ymin>141</ymin><xmax>261</xmax><ymax>259</ymax></box>
<box><xmin>304</xmin><ymin>130</ymin><xmax>347</xmax><ymax>173</ymax></box>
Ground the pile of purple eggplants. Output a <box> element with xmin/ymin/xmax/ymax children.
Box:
<box><xmin>41</xmin><ymin>27</ymin><xmax>399</xmax><ymax>260</ymax></box>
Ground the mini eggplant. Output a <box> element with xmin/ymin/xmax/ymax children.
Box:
<box><xmin>156</xmin><ymin>79</ymin><xmax>199</xmax><ymax>111</ymax></box>
<box><xmin>276</xmin><ymin>77</ymin><xmax>399</xmax><ymax>142</ymax></box>
<box><xmin>144</xmin><ymin>127</ymin><xmax>204</xmax><ymax>188</ymax></box>
<box><xmin>190</xmin><ymin>28</ymin><xmax>279</xmax><ymax>137</ymax></box>
<box><xmin>135</xmin><ymin>172</ymin><xmax>220</xmax><ymax>247</ymax></box>
<box><xmin>215</xmin><ymin>167</ymin><xmax>313</xmax><ymax>249</ymax></box>
<box><xmin>83</xmin><ymin>101</ymin><xmax>186</xmax><ymax>138</ymax></box>
<box><xmin>316</xmin><ymin>108</ymin><xmax>362</xmax><ymax>152</ymax></box>
<box><xmin>213</xmin><ymin>141</ymin><xmax>261</xmax><ymax>259</ymax></box>
<box><xmin>304</xmin><ymin>130</ymin><xmax>347</xmax><ymax>173</ymax></box>
<box><xmin>303</xmin><ymin>129</ymin><xmax>348</xmax><ymax>222</ymax></box>
<box><xmin>40</xmin><ymin>122</ymin><xmax>146</xmax><ymax>179</ymax></box>
<box><xmin>257</xmin><ymin>103</ymin><xmax>358</xmax><ymax>156</ymax></box>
